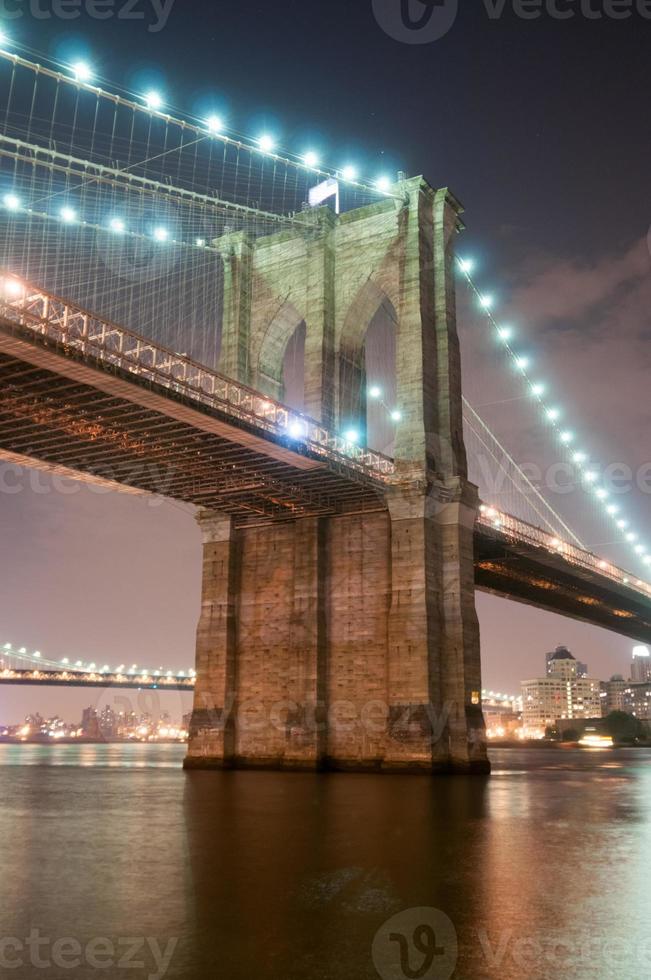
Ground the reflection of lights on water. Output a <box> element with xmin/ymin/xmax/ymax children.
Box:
<box><xmin>578</xmin><ymin>733</ymin><xmax>613</xmax><ymax>748</ymax></box>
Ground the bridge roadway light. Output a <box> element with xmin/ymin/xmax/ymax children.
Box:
<box><xmin>531</xmin><ymin>383</ymin><xmax>545</xmax><ymax>397</ymax></box>
<box><xmin>109</xmin><ymin>217</ymin><xmax>126</xmax><ymax>233</ymax></box>
<box><xmin>153</xmin><ymin>226</ymin><xmax>169</xmax><ymax>242</ymax></box>
<box><xmin>375</xmin><ymin>176</ymin><xmax>391</xmax><ymax>192</ymax></box>
<box><xmin>515</xmin><ymin>356</ymin><xmax>529</xmax><ymax>371</ymax></box>
<box><xmin>60</xmin><ymin>206</ymin><xmax>76</xmax><ymax>223</ymax></box>
<box><xmin>288</xmin><ymin>420</ymin><xmax>307</xmax><ymax>439</ymax></box>
<box><xmin>341</xmin><ymin>165</ymin><xmax>357</xmax><ymax>182</ymax></box>
<box><xmin>3</xmin><ymin>193</ymin><xmax>20</xmax><ymax>211</ymax></box>
<box><xmin>303</xmin><ymin>151</ymin><xmax>319</xmax><ymax>168</ymax></box>
<box><xmin>479</xmin><ymin>294</ymin><xmax>494</xmax><ymax>310</ymax></box>
<box><xmin>3</xmin><ymin>277</ymin><xmax>23</xmax><ymax>297</ymax></box>
<box><xmin>369</xmin><ymin>386</ymin><xmax>382</xmax><ymax>399</ymax></box>
<box><xmin>72</xmin><ymin>61</ymin><xmax>93</xmax><ymax>83</ymax></box>
<box><xmin>546</xmin><ymin>408</ymin><xmax>560</xmax><ymax>421</ymax></box>
<box><xmin>195</xmin><ymin>237</ymin><xmax>206</xmax><ymax>247</ymax></box>
<box><xmin>344</xmin><ymin>429</ymin><xmax>359</xmax><ymax>444</ymax></box>
<box><xmin>458</xmin><ymin>258</ymin><xmax>474</xmax><ymax>274</ymax></box>
<box><xmin>391</xmin><ymin>409</ymin><xmax>402</xmax><ymax>422</ymax></box>
<box><xmin>560</xmin><ymin>431</ymin><xmax>574</xmax><ymax>444</ymax></box>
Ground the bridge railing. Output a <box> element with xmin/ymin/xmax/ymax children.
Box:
<box><xmin>478</xmin><ymin>505</ymin><xmax>651</xmax><ymax>601</ymax></box>
<box><xmin>0</xmin><ymin>274</ymin><xmax>398</xmax><ymax>485</ymax></box>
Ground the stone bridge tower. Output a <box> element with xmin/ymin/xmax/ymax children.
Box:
<box><xmin>185</xmin><ymin>176</ymin><xmax>489</xmax><ymax>774</ymax></box>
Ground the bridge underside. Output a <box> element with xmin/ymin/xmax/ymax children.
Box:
<box><xmin>0</xmin><ymin>322</ymin><xmax>384</xmax><ymax>523</ymax></box>
<box><xmin>1</xmin><ymin>321</ymin><xmax>650</xmax><ymax>646</ymax></box>
<box><xmin>476</xmin><ymin>530</ymin><xmax>651</xmax><ymax>644</ymax></box>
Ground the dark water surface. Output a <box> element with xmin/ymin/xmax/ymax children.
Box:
<box><xmin>1</xmin><ymin>743</ymin><xmax>650</xmax><ymax>980</ymax></box>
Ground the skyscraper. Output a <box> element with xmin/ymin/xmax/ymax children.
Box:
<box><xmin>522</xmin><ymin>647</ymin><xmax>602</xmax><ymax>735</ymax></box>
<box><xmin>631</xmin><ymin>647</ymin><xmax>651</xmax><ymax>683</ymax></box>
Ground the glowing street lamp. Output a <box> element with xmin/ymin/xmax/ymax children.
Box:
<box><xmin>258</xmin><ymin>133</ymin><xmax>276</xmax><ymax>153</ymax></box>
<box><xmin>205</xmin><ymin>114</ymin><xmax>223</xmax><ymax>134</ymax></box>
<box><xmin>144</xmin><ymin>90</ymin><xmax>163</xmax><ymax>111</ymax></box>
<box><xmin>72</xmin><ymin>61</ymin><xmax>93</xmax><ymax>83</ymax></box>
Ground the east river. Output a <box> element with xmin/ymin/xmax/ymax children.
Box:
<box><xmin>1</xmin><ymin>743</ymin><xmax>650</xmax><ymax>979</ymax></box>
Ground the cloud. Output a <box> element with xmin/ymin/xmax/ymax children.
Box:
<box><xmin>508</xmin><ymin>237</ymin><xmax>650</xmax><ymax>325</ymax></box>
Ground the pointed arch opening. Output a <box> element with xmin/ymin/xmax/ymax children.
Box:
<box><xmin>255</xmin><ymin>300</ymin><xmax>306</xmax><ymax>410</ymax></box>
<box><xmin>338</xmin><ymin>280</ymin><xmax>397</xmax><ymax>453</ymax></box>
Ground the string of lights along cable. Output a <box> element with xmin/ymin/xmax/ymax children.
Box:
<box><xmin>0</xmin><ymin>29</ymin><xmax>647</xmax><ymax>581</ymax></box>
<box><xmin>457</xmin><ymin>256</ymin><xmax>649</xmax><ymax>576</ymax></box>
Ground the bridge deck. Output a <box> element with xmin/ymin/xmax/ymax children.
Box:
<box><xmin>1</xmin><ymin>276</ymin><xmax>650</xmax><ymax>643</ymax></box>
<box><xmin>0</xmin><ymin>323</ymin><xmax>389</xmax><ymax>522</ymax></box>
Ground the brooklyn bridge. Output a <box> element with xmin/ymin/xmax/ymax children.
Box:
<box><xmin>0</xmin><ymin>44</ymin><xmax>648</xmax><ymax>774</ymax></box>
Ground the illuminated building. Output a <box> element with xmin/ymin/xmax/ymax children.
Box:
<box><xmin>631</xmin><ymin>647</ymin><xmax>651</xmax><ymax>683</ymax></box>
<box><xmin>623</xmin><ymin>683</ymin><xmax>651</xmax><ymax>721</ymax></box>
<box><xmin>522</xmin><ymin>648</ymin><xmax>603</xmax><ymax>735</ymax></box>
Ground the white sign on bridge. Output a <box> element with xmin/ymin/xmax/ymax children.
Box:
<box><xmin>308</xmin><ymin>177</ymin><xmax>340</xmax><ymax>213</ymax></box>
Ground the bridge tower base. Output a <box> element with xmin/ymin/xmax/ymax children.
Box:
<box><xmin>184</xmin><ymin>490</ymin><xmax>489</xmax><ymax>775</ymax></box>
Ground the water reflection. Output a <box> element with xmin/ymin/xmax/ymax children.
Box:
<box><xmin>0</xmin><ymin>745</ymin><xmax>649</xmax><ymax>979</ymax></box>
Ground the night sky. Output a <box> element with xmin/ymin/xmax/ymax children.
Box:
<box><xmin>1</xmin><ymin>0</ymin><xmax>649</xmax><ymax>723</ymax></box>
